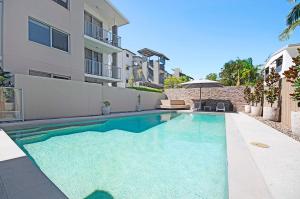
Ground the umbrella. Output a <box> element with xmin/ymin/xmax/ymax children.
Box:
<box><xmin>180</xmin><ymin>79</ymin><xmax>223</xmax><ymax>110</ymax></box>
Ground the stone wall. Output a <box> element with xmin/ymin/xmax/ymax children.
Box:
<box><xmin>164</xmin><ymin>86</ymin><xmax>247</xmax><ymax>112</ymax></box>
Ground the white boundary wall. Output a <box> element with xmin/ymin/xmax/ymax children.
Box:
<box><xmin>14</xmin><ymin>74</ymin><xmax>165</xmax><ymax>120</ymax></box>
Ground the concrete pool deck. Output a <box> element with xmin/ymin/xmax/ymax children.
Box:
<box><xmin>0</xmin><ymin>130</ymin><xmax>68</xmax><ymax>199</ymax></box>
<box><xmin>227</xmin><ymin>113</ymin><xmax>300</xmax><ymax>199</ymax></box>
<box><xmin>0</xmin><ymin>110</ymin><xmax>300</xmax><ymax>199</ymax></box>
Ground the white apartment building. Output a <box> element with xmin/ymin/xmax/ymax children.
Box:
<box><xmin>264</xmin><ymin>44</ymin><xmax>300</xmax><ymax>77</ymax></box>
<box><xmin>0</xmin><ymin>0</ymin><xmax>129</xmax><ymax>86</ymax></box>
<box><xmin>117</xmin><ymin>48</ymin><xmax>170</xmax><ymax>88</ymax></box>
<box><xmin>117</xmin><ymin>49</ymin><xmax>136</xmax><ymax>87</ymax></box>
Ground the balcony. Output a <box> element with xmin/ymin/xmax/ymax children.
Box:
<box><xmin>85</xmin><ymin>59</ymin><xmax>121</xmax><ymax>80</ymax></box>
<box><xmin>159</xmin><ymin>64</ymin><xmax>165</xmax><ymax>72</ymax></box>
<box><xmin>84</xmin><ymin>21</ymin><xmax>121</xmax><ymax>48</ymax></box>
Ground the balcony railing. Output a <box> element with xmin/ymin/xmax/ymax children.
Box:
<box><xmin>159</xmin><ymin>64</ymin><xmax>165</xmax><ymax>71</ymax></box>
<box><xmin>85</xmin><ymin>59</ymin><xmax>121</xmax><ymax>79</ymax></box>
<box><xmin>84</xmin><ymin>21</ymin><xmax>121</xmax><ymax>48</ymax></box>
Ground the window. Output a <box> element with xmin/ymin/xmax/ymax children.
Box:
<box><xmin>52</xmin><ymin>29</ymin><xmax>69</xmax><ymax>52</ymax></box>
<box><xmin>29</xmin><ymin>70</ymin><xmax>71</xmax><ymax>80</ymax></box>
<box><xmin>126</xmin><ymin>53</ymin><xmax>129</xmax><ymax>58</ymax></box>
<box><xmin>29</xmin><ymin>18</ymin><xmax>70</xmax><ymax>52</ymax></box>
<box><xmin>29</xmin><ymin>19</ymin><xmax>50</xmax><ymax>47</ymax></box>
<box><xmin>52</xmin><ymin>0</ymin><xmax>69</xmax><ymax>9</ymax></box>
<box><xmin>29</xmin><ymin>70</ymin><xmax>51</xmax><ymax>78</ymax></box>
<box><xmin>53</xmin><ymin>74</ymin><xmax>71</xmax><ymax>80</ymax></box>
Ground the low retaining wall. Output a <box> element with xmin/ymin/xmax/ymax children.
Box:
<box><xmin>164</xmin><ymin>86</ymin><xmax>247</xmax><ymax>112</ymax></box>
<box><xmin>14</xmin><ymin>74</ymin><xmax>165</xmax><ymax>120</ymax></box>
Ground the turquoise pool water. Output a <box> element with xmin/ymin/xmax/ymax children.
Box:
<box><xmin>13</xmin><ymin>113</ymin><xmax>228</xmax><ymax>199</ymax></box>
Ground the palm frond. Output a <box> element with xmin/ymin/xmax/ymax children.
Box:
<box><xmin>280</xmin><ymin>19</ymin><xmax>300</xmax><ymax>40</ymax></box>
<box><xmin>286</xmin><ymin>3</ymin><xmax>300</xmax><ymax>26</ymax></box>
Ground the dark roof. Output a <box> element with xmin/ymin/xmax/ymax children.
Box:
<box><xmin>137</xmin><ymin>48</ymin><xmax>170</xmax><ymax>60</ymax></box>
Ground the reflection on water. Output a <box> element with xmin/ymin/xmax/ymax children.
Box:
<box><xmin>85</xmin><ymin>190</ymin><xmax>114</xmax><ymax>199</ymax></box>
<box><xmin>12</xmin><ymin>113</ymin><xmax>178</xmax><ymax>145</ymax></box>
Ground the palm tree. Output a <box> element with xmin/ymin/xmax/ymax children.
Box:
<box><xmin>280</xmin><ymin>0</ymin><xmax>300</xmax><ymax>40</ymax></box>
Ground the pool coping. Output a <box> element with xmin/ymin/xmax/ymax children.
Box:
<box><xmin>0</xmin><ymin>110</ymin><xmax>279</xmax><ymax>199</ymax></box>
<box><xmin>229</xmin><ymin>112</ymin><xmax>300</xmax><ymax>199</ymax></box>
<box><xmin>0</xmin><ymin>129</ymin><xmax>68</xmax><ymax>199</ymax></box>
<box><xmin>225</xmin><ymin>113</ymin><xmax>273</xmax><ymax>199</ymax></box>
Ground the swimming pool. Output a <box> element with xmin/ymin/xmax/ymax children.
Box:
<box><xmin>10</xmin><ymin>113</ymin><xmax>228</xmax><ymax>199</ymax></box>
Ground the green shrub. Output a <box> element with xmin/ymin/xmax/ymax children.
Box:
<box><xmin>129</xmin><ymin>86</ymin><xmax>162</xmax><ymax>93</ymax></box>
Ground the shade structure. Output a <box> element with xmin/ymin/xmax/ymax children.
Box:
<box><xmin>180</xmin><ymin>79</ymin><xmax>223</xmax><ymax>110</ymax></box>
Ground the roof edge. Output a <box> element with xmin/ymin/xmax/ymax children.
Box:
<box><xmin>104</xmin><ymin>0</ymin><xmax>129</xmax><ymax>26</ymax></box>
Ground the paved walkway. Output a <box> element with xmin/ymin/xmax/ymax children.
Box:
<box><xmin>0</xmin><ymin>130</ymin><xmax>67</xmax><ymax>199</ymax></box>
<box><xmin>229</xmin><ymin>113</ymin><xmax>300</xmax><ymax>199</ymax></box>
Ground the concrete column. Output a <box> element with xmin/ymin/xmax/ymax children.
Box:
<box><xmin>112</xmin><ymin>53</ymin><xmax>119</xmax><ymax>80</ymax></box>
<box><xmin>112</xmin><ymin>25</ymin><xmax>118</xmax><ymax>47</ymax></box>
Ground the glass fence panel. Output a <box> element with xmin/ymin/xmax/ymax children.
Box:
<box><xmin>0</xmin><ymin>87</ymin><xmax>23</xmax><ymax>122</ymax></box>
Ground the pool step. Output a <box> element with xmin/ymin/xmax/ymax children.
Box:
<box><xmin>8</xmin><ymin>120</ymin><xmax>108</xmax><ymax>140</ymax></box>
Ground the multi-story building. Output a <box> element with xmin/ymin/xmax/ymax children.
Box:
<box><xmin>1</xmin><ymin>0</ymin><xmax>129</xmax><ymax>86</ymax></box>
<box><xmin>118</xmin><ymin>49</ymin><xmax>136</xmax><ymax>87</ymax></box>
<box><xmin>264</xmin><ymin>44</ymin><xmax>300</xmax><ymax>77</ymax></box>
<box><xmin>172</xmin><ymin>67</ymin><xmax>194</xmax><ymax>80</ymax></box>
<box><xmin>138</xmin><ymin>48</ymin><xmax>170</xmax><ymax>88</ymax></box>
<box><xmin>118</xmin><ymin>48</ymin><xmax>170</xmax><ymax>88</ymax></box>
<box><xmin>122</xmin><ymin>53</ymin><xmax>145</xmax><ymax>87</ymax></box>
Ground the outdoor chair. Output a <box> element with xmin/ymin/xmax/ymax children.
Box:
<box><xmin>216</xmin><ymin>102</ymin><xmax>226</xmax><ymax>112</ymax></box>
<box><xmin>195</xmin><ymin>101</ymin><xmax>206</xmax><ymax>111</ymax></box>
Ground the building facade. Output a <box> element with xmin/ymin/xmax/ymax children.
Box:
<box><xmin>117</xmin><ymin>49</ymin><xmax>136</xmax><ymax>88</ymax></box>
<box><xmin>138</xmin><ymin>48</ymin><xmax>170</xmax><ymax>88</ymax></box>
<box><xmin>172</xmin><ymin>67</ymin><xmax>194</xmax><ymax>80</ymax></box>
<box><xmin>264</xmin><ymin>44</ymin><xmax>300</xmax><ymax>77</ymax></box>
<box><xmin>1</xmin><ymin>0</ymin><xmax>128</xmax><ymax>85</ymax></box>
<box><xmin>117</xmin><ymin>48</ymin><xmax>171</xmax><ymax>88</ymax></box>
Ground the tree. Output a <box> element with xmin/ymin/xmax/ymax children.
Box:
<box><xmin>264</xmin><ymin>68</ymin><xmax>281</xmax><ymax>107</ymax></box>
<box><xmin>206</xmin><ymin>73</ymin><xmax>218</xmax><ymax>81</ymax></box>
<box><xmin>164</xmin><ymin>76</ymin><xmax>189</xmax><ymax>89</ymax></box>
<box><xmin>127</xmin><ymin>71</ymin><xmax>135</xmax><ymax>87</ymax></box>
<box><xmin>253</xmin><ymin>80</ymin><xmax>264</xmax><ymax>106</ymax></box>
<box><xmin>243</xmin><ymin>86</ymin><xmax>252</xmax><ymax>104</ymax></box>
<box><xmin>284</xmin><ymin>48</ymin><xmax>300</xmax><ymax>102</ymax></box>
<box><xmin>280</xmin><ymin>0</ymin><xmax>300</xmax><ymax>40</ymax></box>
<box><xmin>219</xmin><ymin>58</ymin><xmax>262</xmax><ymax>86</ymax></box>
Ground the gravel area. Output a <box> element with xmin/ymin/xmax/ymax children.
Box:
<box><xmin>246</xmin><ymin>113</ymin><xmax>300</xmax><ymax>142</ymax></box>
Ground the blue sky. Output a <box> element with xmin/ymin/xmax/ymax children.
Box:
<box><xmin>112</xmin><ymin>0</ymin><xmax>300</xmax><ymax>79</ymax></box>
